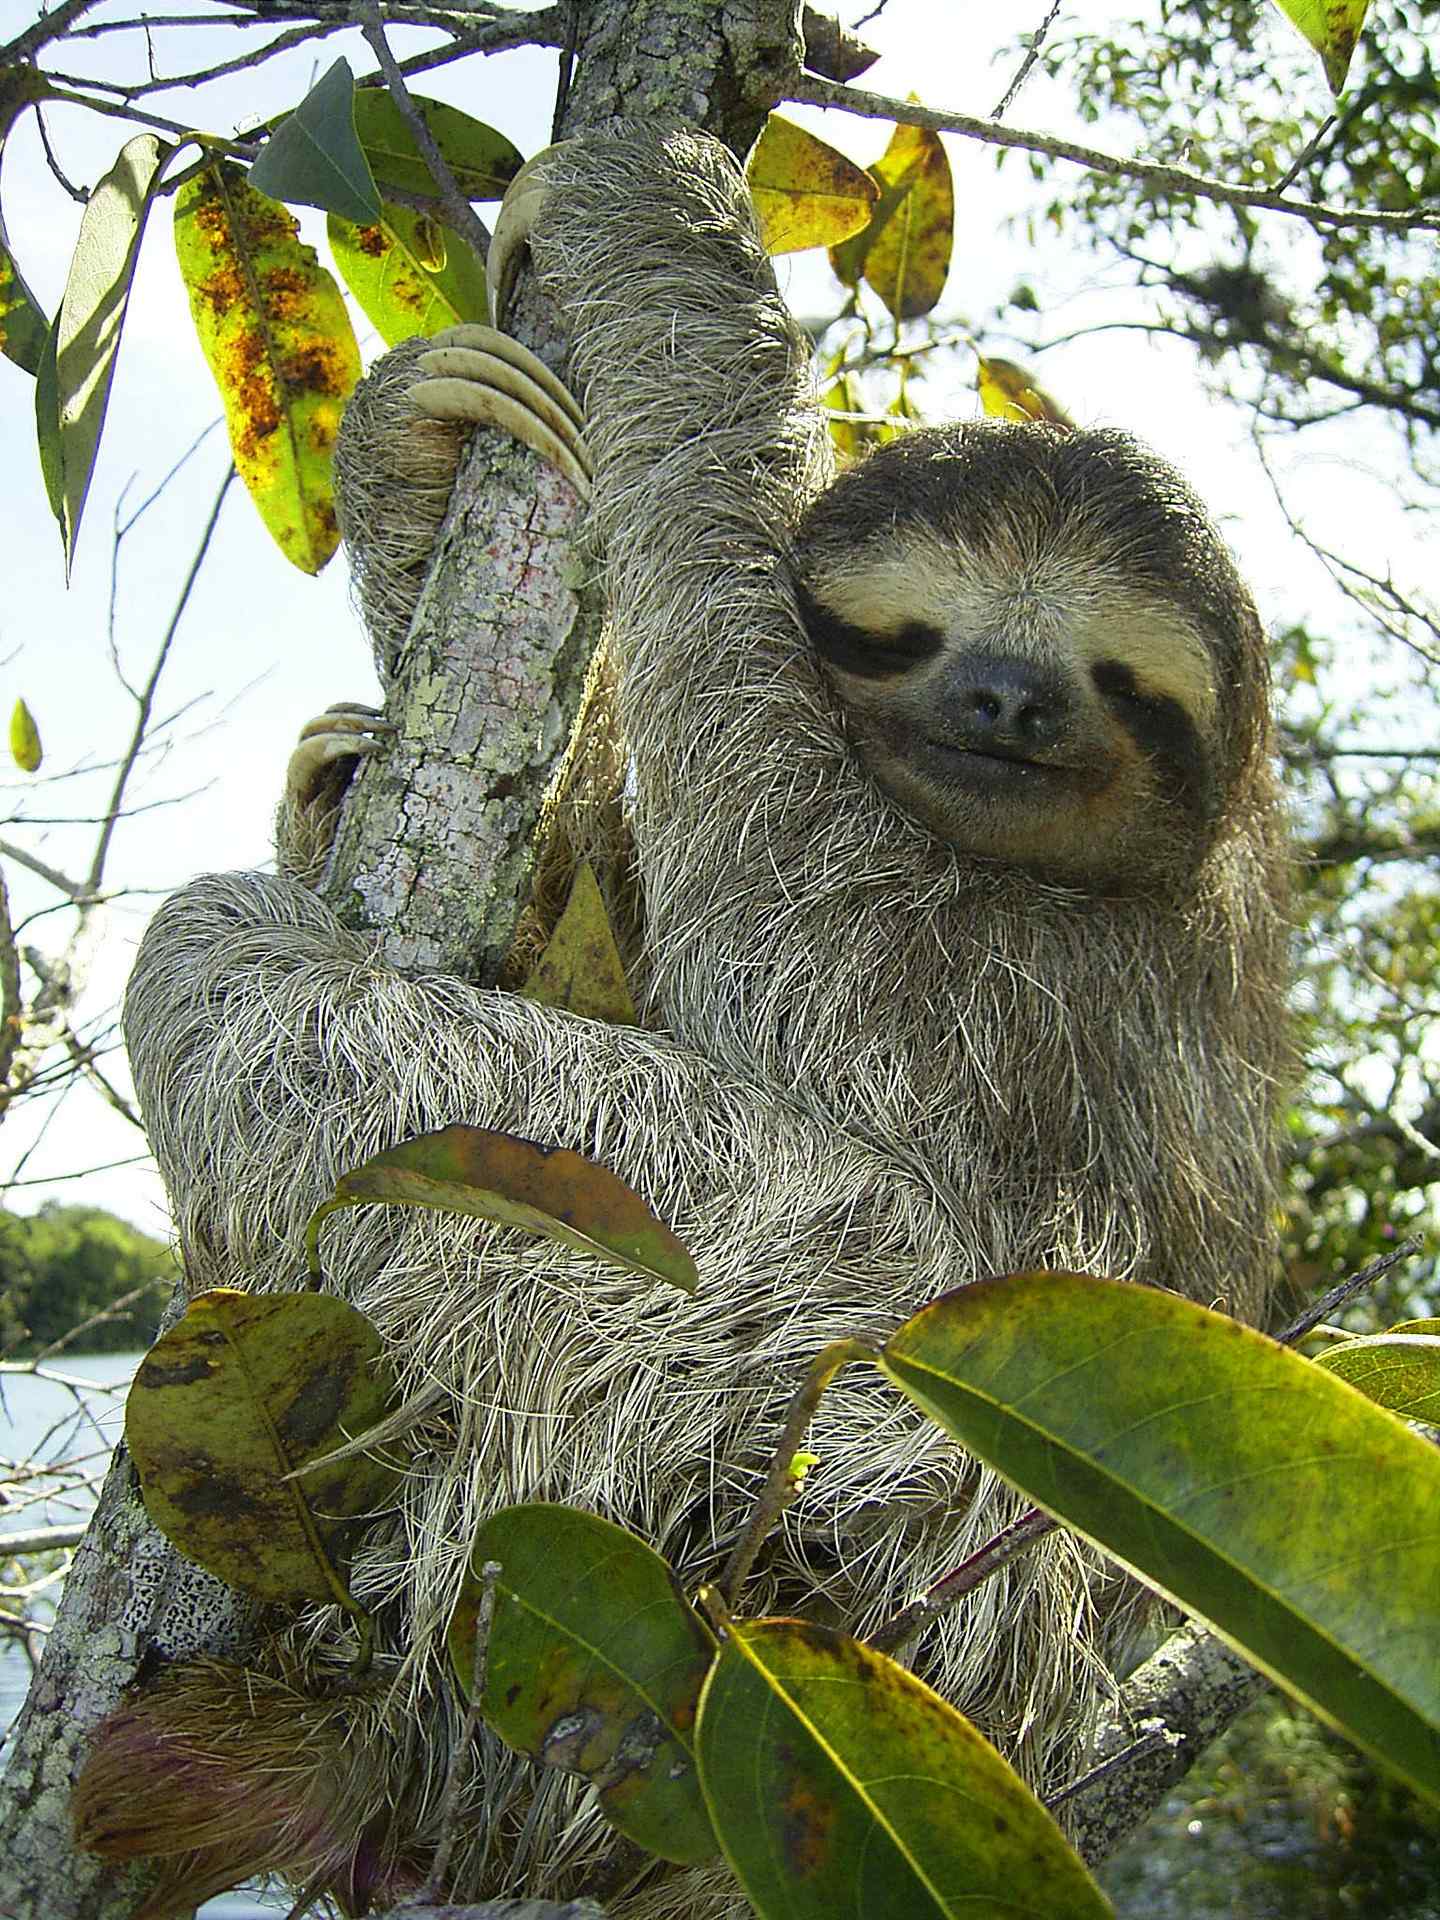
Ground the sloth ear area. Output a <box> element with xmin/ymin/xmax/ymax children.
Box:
<box><xmin>409</xmin><ymin>325</ymin><xmax>592</xmax><ymax>499</ymax></box>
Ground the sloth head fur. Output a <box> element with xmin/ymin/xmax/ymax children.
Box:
<box><xmin>791</xmin><ymin>423</ymin><xmax>1269</xmax><ymax>896</ymax></box>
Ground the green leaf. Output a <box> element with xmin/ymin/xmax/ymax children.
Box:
<box><xmin>125</xmin><ymin>1289</ymin><xmax>401</xmax><ymax>1609</ymax></box>
<box><xmin>520</xmin><ymin>860</ymin><xmax>636</xmax><ymax>1024</ymax></box>
<box><xmin>1314</xmin><ymin>1333</ymin><xmax>1440</xmax><ymax>1422</ymax></box>
<box><xmin>450</xmin><ymin>1504</ymin><xmax>718</xmax><ymax>1865</ymax></box>
<box><xmin>33</xmin><ymin>310</ymin><xmax>61</xmax><ymax>518</ymax></box>
<box><xmin>881</xmin><ymin>1274</ymin><xmax>1440</xmax><ymax>1805</ymax></box>
<box><xmin>49</xmin><ymin>133</ymin><xmax>165</xmax><ymax>566</ymax></box>
<box><xmin>249</xmin><ymin>57</ymin><xmax>381</xmax><ymax>224</ymax></box>
<box><xmin>0</xmin><ymin>232</ymin><xmax>48</xmax><ymax>376</ymax></box>
<box><xmin>0</xmin><ymin>59</ymin><xmax>55</xmax><ymax>373</ymax></box>
<box><xmin>306</xmin><ymin>1123</ymin><xmax>698</xmax><ymax>1294</ymax></box>
<box><xmin>174</xmin><ymin>164</ymin><xmax>361</xmax><ymax>573</ymax></box>
<box><xmin>746</xmin><ymin>115</ymin><xmax>878</xmax><ymax>255</ymax></box>
<box><xmin>1270</xmin><ymin>0</ymin><xmax>1370</xmax><ymax>93</ymax></box>
<box><xmin>328</xmin><ymin>200</ymin><xmax>488</xmax><ymax>347</ymax></box>
<box><xmin>351</xmin><ymin>89</ymin><xmax>522</xmax><ymax>203</ymax></box>
<box><xmin>696</xmin><ymin>1620</ymin><xmax>1112</xmax><ymax>1919</ymax></box>
<box><xmin>10</xmin><ymin>697</ymin><xmax>41</xmax><ymax>772</ymax></box>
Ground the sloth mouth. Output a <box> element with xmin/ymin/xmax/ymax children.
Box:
<box><xmin>924</xmin><ymin>740</ymin><xmax>1077</xmax><ymax>786</ymax></box>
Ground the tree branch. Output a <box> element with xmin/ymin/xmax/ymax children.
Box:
<box><xmin>792</xmin><ymin>74</ymin><xmax>1440</xmax><ymax>235</ymax></box>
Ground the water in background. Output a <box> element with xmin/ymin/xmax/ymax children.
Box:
<box><xmin>1</xmin><ymin>1354</ymin><xmax>284</xmax><ymax>1918</ymax></box>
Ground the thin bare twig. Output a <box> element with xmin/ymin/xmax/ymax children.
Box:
<box><xmin>1275</xmin><ymin>1237</ymin><xmax>1425</xmax><ymax>1346</ymax></box>
<box><xmin>991</xmin><ymin>2</ymin><xmax>1062</xmax><ymax>122</ymax></box>
<box><xmin>358</xmin><ymin>6</ymin><xmax>493</xmax><ymax>265</ymax></box>
<box><xmin>793</xmin><ymin>74</ymin><xmax>1440</xmax><ymax>235</ymax></box>
<box><xmin>869</xmin><ymin>1507</ymin><xmax>1058</xmax><ymax>1655</ymax></box>
<box><xmin>88</xmin><ymin>464</ymin><xmax>234</xmax><ymax>896</ymax></box>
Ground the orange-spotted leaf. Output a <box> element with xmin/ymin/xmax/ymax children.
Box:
<box><xmin>328</xmin><ymin>201</ymin><xmax>488</xmax><ymax>346</ymax></box>
<box><xmin>174</xmin><ymin>164</ymin><xmax>360</xmax><ymax>572</ymax></box>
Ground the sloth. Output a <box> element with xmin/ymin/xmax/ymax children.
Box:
<box><xmin>115</xmin><ymin>124</ymin><xmax>1289</xmax><ymax>1916</ymax></box>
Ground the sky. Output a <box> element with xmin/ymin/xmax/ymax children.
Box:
<box><xmin>0</xmin><ymin>3</ymin><xmax>1418</xmax><ymax>1236</ymax></box>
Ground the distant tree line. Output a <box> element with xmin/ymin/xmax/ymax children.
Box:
<box><xmin>0</xmin><ymin>1205</ymin><xmax>175</xmax><ymax>1355</ymax></box>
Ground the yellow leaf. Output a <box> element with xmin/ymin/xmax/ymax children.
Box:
<box><xmin>976</xmin><ymin>354</ymin><xmax>1075</xmax><ymax>429</ymax></box>
<box><xmin>10</xmin><ymin>697</ymin><xmax>41</xmax><ymax>772</ymax></box>
<box><xmin>520</xmin><ymin>859</ymin><xmax>636</xmax><ymax>1023</ymax></box>
<box><xmin>174</xmin><ymin>165</ymin><xmax>361</xmax><ymax>572</ymax></box>
<box><xmin>747</xmin><ymin>116</ymin><xmax>878</xmax><ymax>256</ymax></box>
<box><xmin>1270</xmin><ymin>0</ymin><xmax>1370</xmax><ymax>93</ymax></box>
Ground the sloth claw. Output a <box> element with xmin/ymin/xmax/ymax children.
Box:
<box><xmin>285</xmin><ymin>703</ymin><xmax>393</xmax><ymax>813</ymax></box>
<box><xmin>486</xmin><ymin>144</ymin><xmax>564</xmax><ymax>325</ymax></box>
<box><xmin>410</xmin><ymin>326</ymin><xmax>590</xmax><ymax>498</ymax></box>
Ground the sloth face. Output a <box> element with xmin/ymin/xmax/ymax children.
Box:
<box><xmin>791</xmin><ymin>423</ymin><xmax>1270</xmax><ymax>895</ymax></box>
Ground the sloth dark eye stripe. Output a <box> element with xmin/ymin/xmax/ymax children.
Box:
<box><xmin>794</xmin><ymin>580</ymin><xmax>942</xmax><ymax>678</ymax></box>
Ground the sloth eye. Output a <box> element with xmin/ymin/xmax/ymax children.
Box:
<box><xmin>871</xmin><ymin>621</ymin><xmax>944</xmax><ymax>663</ymax></box>
<box><xmin>796</xmin><ymin>581</ymin><xmax>942</xmax><ymax>679</ymax></box>
<box><xmin>1092</xmin><ymin>660</ymin><xmax>1155</xmax><ymax>709</ymax></box>
<box><xmin>1093</xmin><ymin>660</ymin><xmax>1212</xmax><ymax>814</ymax></box>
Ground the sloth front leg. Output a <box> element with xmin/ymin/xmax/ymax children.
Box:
<box><xmin>278</xmin><ymin>324</ymin><xmax>592</xmax><ymax>881</ymax></box>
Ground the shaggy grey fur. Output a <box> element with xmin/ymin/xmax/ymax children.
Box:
<box><xmin>123</xmin><ymin>127</ymin><xmax>1288</xmax><ymax>1915</ymax></box>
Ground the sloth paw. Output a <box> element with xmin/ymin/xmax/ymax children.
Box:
<box><xmin>277</xmin><ymin>704</ymin><xmax>394</xmax><ymax>886</ymax></box>
<box><xmin>409</xmin><ymin>324</ymin><xmax>590</xmax><ymax>499</ymax></box>
<box><xmin>286</xmin><ymin>703</ymin><xmax>394</xmax><ymax>813</ymax></box>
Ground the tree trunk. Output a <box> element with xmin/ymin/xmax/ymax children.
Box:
<box><xmin>0</xmin><ymin>6</ymin><xmax>800</xmax><ymax>1914</ymax></box>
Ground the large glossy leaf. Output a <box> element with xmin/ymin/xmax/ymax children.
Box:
<box><xmin>746</xmin><ymin>116</ymin><xmax>877</xmax><ymax>255</ymax></box>
<box><xmin>881</xmin><ymin>1274</ymin><xmax>1440</xmax><ymax>1804</ymax></box>
<box><xmin>328</xmin><ymin>201</ymin><xmax>488</xmax><ymax>346</ymax></box>
<box><xmin>48</xmin><ymin>133</ymin><xmax>164</xmax><ymax>565</ymax></box>
<box><xmin>249</xmin><ymin>57</ymin><xmax>381</xmax><ymax>223</ymax></box>
<box><xmin>450</xmin><ymin>1504</ymin><xmax>718</xmax><ymax>1865</ymax></box>
<box><xmin>350</xmin><ymin>90</ymin><xmax>522</xmax><ymax>203</ymax></box>
<box><xmin>307</xmin><ymin>1123</ymin><xmax>697</xmax><ymax>1293</ymax></box>
<box><xmin>1271</xmin><ymin>0</ymin><xmax>1370</xmax><ymax>92</ymax></box>
<box><xmin>126</xmin><ymin>1289</ymin><xmax>400</xmax><ymax>1608</ymax></box>
<box><xmin>697</xmin><ymin>1620</ymin><xmax>1111</xmax><ymax>1919</ymax></box>
<box><xmin>174</xmin><ymin>164</ymin><xmax>360</xmax><ymax>572</ymax></box>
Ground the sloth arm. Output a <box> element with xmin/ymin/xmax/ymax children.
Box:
<box><xmin>123</xmin><ymin>129</ymin><xmax>812</xmax><ymax>1260</ymax></box>
<box><xmin>519</xmin><ymin>130</ymin><xmax>852</xmax><ymax>1059</ymax></box>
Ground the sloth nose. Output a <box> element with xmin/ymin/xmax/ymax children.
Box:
<box><xmin>942</xmin><ymin>655</ymin><xmax>1069</xmax><ymax>752</ymax></box>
